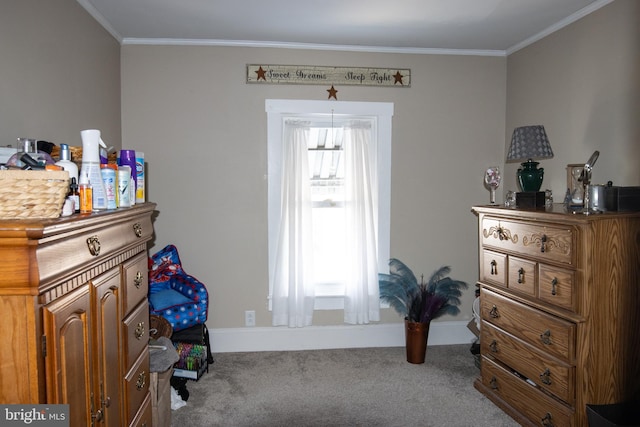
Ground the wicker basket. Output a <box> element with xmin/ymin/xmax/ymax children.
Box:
<box><xmin>50</xmin><ymin>145</ymin><xmax>117</xmax><ymax>165</ymax></box>
<box><xmin>149</xmin><ymin>315</ymin><xmax>173</xmax><ymax>340</ymax></box>
<box><xmin>0</xmin><ymin>170</ymin><xmax>69</xmax><ymax>219</ymax></box>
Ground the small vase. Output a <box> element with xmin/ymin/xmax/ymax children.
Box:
<box><xmin>405</xmin><ymin>319</ymin><xmax>430</xmax><ymax>364</ymax></box>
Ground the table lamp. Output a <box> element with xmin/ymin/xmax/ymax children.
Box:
<box><xmin>507</xmin><ymin>125</ymin><xmax>553</xmax><ymax>192</ymax></box>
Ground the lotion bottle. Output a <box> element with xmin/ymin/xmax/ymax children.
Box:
<box><xmin>55</xmin><ymin>144</ymin><xmax>79</xmax><ymax>184</ymax></box>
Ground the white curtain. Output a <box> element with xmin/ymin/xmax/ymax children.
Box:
<box><xmin>343</xmin><ymin>120</ymin><xmax>380</xmax><ymax>324</ymax></box>
<box><xmin>271</xmin><ymin>120</ymin><xmax>315</xmax><ymax>327</ymax></box>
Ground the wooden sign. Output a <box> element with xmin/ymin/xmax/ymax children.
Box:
<box><xmin>247</xmin><ymin>65</ymin><xmax>411</xmax><ymax>87</ymax></box>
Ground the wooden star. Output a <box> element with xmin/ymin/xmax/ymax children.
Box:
<box><xmin>393</xmin><ymin>71</ymin><xmax>404</xmax><ymax>85</ymax></box>
<box><xmin>255</xmin><ymin>66</ymin><xmax>267</xmax><ymax>81</ymax></box>
<box><xmin>327</xmin><ymin>85</ymin><xmax>338</xmax><ymax>100</ymax></box>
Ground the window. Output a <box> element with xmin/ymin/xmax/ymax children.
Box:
<box><xmin>266</xmin><ymin>100</ymin><xmax>393</xmax><ymax>325</ymax></box>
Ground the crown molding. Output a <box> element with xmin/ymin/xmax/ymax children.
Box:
<box><xmin>506</xmin><ymin>0</ymin><xmax>614</xmax><ymax>55</ymax></box>
<box><xmin>76</xmin><ymin>0</ymin><xmax>123</xmax><ymax>43</ymax></box>
<box><xmin>121</xmin><ymin>37</ymin><xmax>506</xmax><ymax>57</ymax></box>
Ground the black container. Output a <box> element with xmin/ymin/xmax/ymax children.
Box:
<box><xmin>605</xmin><ymin>186</ymin><xmax>640</xmax><ymax>212</ymax></box>
<box><xmin>515</xmin><ymin>191</ymin><xmax>545</xmax><ymax>209</ymax></box>
<box><xmin>586</xmin><ymin>401</ymin><xmax>640</xmax><ymax>426</ymax></box>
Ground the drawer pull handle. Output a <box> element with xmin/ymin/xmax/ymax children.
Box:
<box><xmin>489</xmin><ymin>376</ymin><xmax>498</xmax><ymax>390</ymax></box>
<box><xmin>92</xmin><ymin>409</ymin><xmax>104</xmax><ymax>423</ymax></box>
<box><xmin>489</xmin><ymin>305</ymin><xmax>499</xmax><ymax>318</ymax></box>
<box><xmin>86</xmin><ymin>236</ymin><xmax>101</xmax><ymax>256</ymax></box>
<box><xmin>540</xmin><ymin>234</ymin><xmax>547</xmax><ymax>252</ymax></box>
<box><xmin>540</xmin><ymin>329</ymin><xmax>552</xmax><ymax>345</ymax></box>
<box><xmin>135</xmin><ymin>321</ymin><xmax>145</xmax><ymax>339</ymax></box>
<box><xmin>133</xmin><ymin>222</ymin><xmax>143</xmax><ymax>237</ymax></box>
<box><xmin>517</xmin><ymin>268</ymin><xmax>525</xmax><ymax>284</ymax></box>
<box><xmin>497</xmin><ymin>226</ymin><xmax>506</xmax><ymax>241</ymax></box>
<box><xmin>489</xmin><ymin>340</ymin><xmax>498</xmax><ymax>353</ymax></box>
<box><xmin>541</xmin><ymin>412</ymin><xmax>554</xmax><ymax>427</ymax></box>
<box><xmin>134</xmin><ymin>271</ymin><xmax>143</xmax><ymax>288</ymax></box>
<box><xmin>136</xmin><ymin>371</ymin><xmax>146</xmax><ymax>391</ymax></box>
<box><xmin>551</xmin><ymin>277</ymin><xmax>558</xmax><ymax>295</ymax></box>
<box><xmin>490</xmin><ymin>260</ymin><xmax>497</xmax><ymax>275</ymax></box>
<box><xmin>540</xmin><ymin>368</ymin><xmax>552</xmax><ymax>385</ymax></box>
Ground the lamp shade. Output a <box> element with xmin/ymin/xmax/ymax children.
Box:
<box><xmin>507</xmin><ymin>125</ymin><xmax>553</xmax><ymax>161</ymax></box>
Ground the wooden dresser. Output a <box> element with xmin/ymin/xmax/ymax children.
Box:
<box><xmin>472</xmin><ymin>205</ymin><xmax>640</xmax><ymax>427</ymax></box>
<box><xmin>0</xmin><ymin>203</ymin><xmax>156</xmax><ymax>427</ymax></box>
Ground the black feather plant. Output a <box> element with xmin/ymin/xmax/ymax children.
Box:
<box><xmin>378</xmin><ymin>258</ymin><xmax>468</xmax><ymax>323</ymax></box>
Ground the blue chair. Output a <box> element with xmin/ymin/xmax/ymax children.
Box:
<box><xmin>148</xmin><ymin>245</ymin><xmax>209</xmax><ymax>332</ymax></box>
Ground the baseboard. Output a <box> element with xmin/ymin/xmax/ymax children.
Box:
<box><xmin>209</xmin><ymin>320</ymin><xmax>476</xmax><ymax>353</ymax></box>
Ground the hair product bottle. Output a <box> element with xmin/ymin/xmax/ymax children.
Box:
<box><xmin>55</xmin><ymin>143</ymin><xmax>79</xmax><ymax>184</ymax></box>
<box><xmin>79</xmin><ymin>173</ymin><xmax>93</xmax><ymax>214</ymax></box>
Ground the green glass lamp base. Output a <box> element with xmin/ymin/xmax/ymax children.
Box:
<box><xmin>517</xmin><ymin>159</ymin><xmax>544</xmax><ymax>192</ymax></box>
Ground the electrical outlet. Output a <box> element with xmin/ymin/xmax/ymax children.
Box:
<box><xmin>245</xmin><ymin>310</ymin><xmax>256</xmax><ymax>327</ymax></box>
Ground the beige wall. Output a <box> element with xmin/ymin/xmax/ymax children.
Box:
<box><xmin>121</xmin><ymin>47</ymin><xmax>506</xmax><ymax>328</ymax></box>
<box><xmin>0</xmin><ymin>0</ymin><xmax>121</xmax><ymax>149</ymax></box>
<box><xmin>505</xmin><ymin>0</ymin><xmax>640</xmax><ymax>197</ymax></box>
<box><xmin>5</xmin><ymin>0</ymin><xmax>636</xmax><ymax>334</ymax></box>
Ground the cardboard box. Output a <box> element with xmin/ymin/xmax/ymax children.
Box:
<box><xmin>150</xmin><ymin>368</ymin><xmax>173</xmax><ymax>427</ymax></box>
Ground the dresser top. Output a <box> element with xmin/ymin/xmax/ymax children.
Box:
<box><xmin>0</xmin><ymin>203</ymin><xmax>156</xmax><ymax>240</ymax></box>
<box><xmin>472</xmin><ymin>204</ymin><xmax>640</xmax><ymax>223</ymax></box>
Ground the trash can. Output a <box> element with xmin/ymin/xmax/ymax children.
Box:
<box><xmin>586</xmin><ymin>401</ymin><xmax>640</xmax><ymax>427</ymax></box>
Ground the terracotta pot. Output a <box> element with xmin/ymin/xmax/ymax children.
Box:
<box><xmin>405</xmin><ymin>319</ymin><xmax>430</xmax><ymax>364</ymax></box>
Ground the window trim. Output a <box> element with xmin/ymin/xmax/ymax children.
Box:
<box><xmin>266</xmin><ymin>99</ymin><xmax>393</xmax><ymax>310</ymax></box>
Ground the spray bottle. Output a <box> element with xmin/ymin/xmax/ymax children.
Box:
<box><xmin>80</xmin><ymin>129</ymin><xmax>108</xmax><ymax>210</ymax></box>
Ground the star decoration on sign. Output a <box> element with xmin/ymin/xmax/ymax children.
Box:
<box><xmin>327</xmin><ymin>85</ymin><xmax>338</xmax><ymax>100</ymax></box>
<box><xmin>255</xmin><ymin>66</ymin><xmax>267</xmax><ymax>81</ymax></box>
<box><xmin>394</xmin><ymin>71</ymin><xmax>405</xmax><ymax>85</ymax></box>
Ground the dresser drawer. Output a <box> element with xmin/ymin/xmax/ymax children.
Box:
<box><xmin>122</xmin><ymin>252</ymin><xmax>149</xmax><ymax>315</ymax></box>
<box><xmin>481</xmin><ymin>357</ymin><xmax>573</xmax><ymax>427</ymax></box>
<box><xmin>36</xmin><ymin>214</ymin><xmax>153</xmax><ymax>286</ymax></box>
<box><xmin>482</xmin><ymin>322</ymin><xmax>574</xmax><ymax>403</ymax></box>
<box><xmin>481</xmin><ymin>289</ymin><xmax>575</xmax><ymax>362</ymax></box>
<box><xmin>124</xmin><ymin>349</ymin><xmax>150</xmax><ymax>425</ymax></box>
<box><xmin>129</xmin><ymin>392</ymin><xmax>152</xmax><ymax>427</ymax></box>
<box><xmin>538</xmin><ymin>265</ymin><xmax>575</xmax><ymax>312</ymax></box>
<box><xmin>481</xmin><ymin>217</ymin><xmax>574</xmax><ymax>266</ymax></box>
<box><xmin>508</xmin><ymin>256</ymin><xmax>536</xmax><ymax>295</ymax></box>
<box><xmin>123</xmin><ymin>301</ymin><xmax>150</xmax><ymax>371</ymax></box>
<box><xmin>481</xmin><ymin>249</ymin><xmax>507</xmax><ymax>287</ymax></box>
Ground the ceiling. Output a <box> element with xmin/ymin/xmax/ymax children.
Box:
<box><xmin>77</xmin><ymin>0</ymin><xmax>611</xmax><ymax>55</ymax></box>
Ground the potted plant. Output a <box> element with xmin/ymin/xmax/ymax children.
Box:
<box><xmin>379</xmin><ymin>258</ymin><xmax>468</xmax><ymax>364</ymax></box>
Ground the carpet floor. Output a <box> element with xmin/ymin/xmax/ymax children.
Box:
<box><xmin>169</xmin><ymin>345</ymin><xmax>518</xmax><ymax>427</ymax></box>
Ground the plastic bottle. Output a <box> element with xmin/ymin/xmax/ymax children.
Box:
<box><xmin>135</xmin><ymin>151</ymin><xmax>145</xmax><ymax>203</ymax></box>
<box><xmin>118</xmin><ymin>149</ymin><xmax>137</xmax><ymax>205</ymax></box>
<box><xmin>79</xmin><ymin>173</ymin><xmax>93</xmax><ymax>214</ymax></box>
<box><xmin>79</xmin><ymin>129</ymin><xmax>107</xmax><ymax>210</ymax></box>
<box><xmin>117</xmin><ymin>166</ymin><xmax>131</xmax><ymax>208</ymax></box>
<box><xmin>55</xmin><ymin>143</ymin><xmax>79</xmax><ymax>184</ymax></box>
<box><xmin>100</xmin><ymin>164</ymin><xmax>117</xmax><ymax>209</ymax></box>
